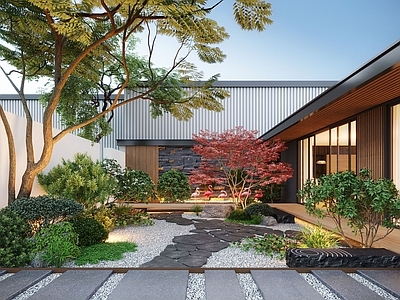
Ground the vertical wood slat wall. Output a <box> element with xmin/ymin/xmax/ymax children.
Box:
<box><xmin>125</xmin><ymin>146</ymin><xmax>159</xmax><ymax>183</ymax></box>
<box><xmin>357</xmin><ymin>106</ymin><xmax>384</xmax><ymax>178</ymax></box>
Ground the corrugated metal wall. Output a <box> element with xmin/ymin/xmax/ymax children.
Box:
<box><xmin>0</xmin><ymin>81</ymin><xmax>334</xmax><ymax>149</ymax></box>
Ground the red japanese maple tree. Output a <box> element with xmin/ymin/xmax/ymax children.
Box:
<box><xmin>189</xmin><ymin>127</ymin><xmax>293</xmax><ymax>208</ymax></box>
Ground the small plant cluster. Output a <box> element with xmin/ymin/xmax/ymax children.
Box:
<box><xmin>234</xmin><ymin>234</ymin><xmax>300</xmax><ymax>259</ymax></box>
<box><xmin>226</xmin><ymin>203</ymin><xmax>275</xmax><ymax>225</ymax></box>
<box><xmin>110</xmin><ymin>205</ymin><xmax>154</xmax><ymax>227</ymax></box>
<box><xmin>298</xmin><ymin>223</ymin><xmax>341</xmax><ymax>248</ymax></box>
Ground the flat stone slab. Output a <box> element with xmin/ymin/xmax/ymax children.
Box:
<box><xmin>196</xmin><ymin>241</ymin><xmax>229</xmax><ymax>252</ymax></box>
<box><xmin>286</xmin><ymin>247</ymin><xmax>400</xmax><ymax>268</ymax></box>
<box><xmin>108</xmin><ymin>270</ymin><xmax>188</xmax><ymax>300</ymax></box>
<box><xmin>312</xmin><ymin>270</ymin><xmax>380</xmax><ymax>299</ymax></box>
<box><xmin>357</xmin><ymin>270</ymin><xmax>400</xmax><ymax>298</ymax></box>
<box><xmin>178</xmin><ymin>255</ymin><xmax>209</xmax><ymax>267</ymax></box>
<box><xmin>29</xmin><ymin>270</ymin><xmax>111</xmax><ymax>300</ymax></box>
<box><xmin>140</xmin><ymin>256</ymin><xmax>186</xmax><ymax>268</ymax></box>
<box><xmin>251</xmin><ymin>270</ymin><xmax>324</xmax><ymax>299</ymax></box>
<box><xmin>0</xmin><ymin>270</ymin><xmax>51</xmax><ymax>300</ymax></box>
<box><xmin>205</xmin><ymin>270</ymin><xmax>245</xmax><ymax>300</ymax></box>
<box><xmin>173</xmin><ymin>233</ymin><xmax>220</xmax><ymax>245</ymax></box>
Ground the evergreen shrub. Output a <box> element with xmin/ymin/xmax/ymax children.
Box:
<box><xmin>72</xmin><ymin>216</ymin><xmax>108</xmax><ymax>247</ymax></box>
<box><xmin>157</xmin><ymin>170</ymin><xmax>191</xmax><ymax>202</ymax></box>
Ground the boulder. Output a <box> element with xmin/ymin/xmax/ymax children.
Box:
<box><xmin>200</xmin><ymin>204</ymin><xmax>234</xmax><ymax>218</ymax></box>
<box><xmin>261</xmin><ymin>216</ymin><xmax>278</xmax><ymax>226</ymax></box>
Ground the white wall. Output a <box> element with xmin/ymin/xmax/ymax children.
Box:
<box><xmin>0</xmin><ymin>111</ymin><xmax>125</xmax><ymax>209</ymax></box>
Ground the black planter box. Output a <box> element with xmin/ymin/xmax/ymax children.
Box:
<box><xmin>286</xmin><ymin>248</ymin><xmax>400</xmax><ymax>268</ymax></box>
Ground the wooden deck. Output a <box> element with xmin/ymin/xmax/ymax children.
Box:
<box><xmin>269</xmin><ymin>203</ymin><xmax>400</xmax><ymax>255</ymax></box>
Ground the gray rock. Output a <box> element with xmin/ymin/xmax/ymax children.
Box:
<box><xmin>261</xmin><ymin>216</ymin><xmax>278</xmax><ymax>226</ymax></box>
<box><xmin>200</xmin><ymin>204</ymin><xmax>234</xmax><ymax>218</ymax></box>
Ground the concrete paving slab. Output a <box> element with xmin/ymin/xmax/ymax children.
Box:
<box><xmin>251</xmin><ymin>270</ymin><xmax>324</xmax><ymax>299</ymax></box>
<box><xmin>108</xmin><ymin>270</ymin><xmax>189</xmax><ymax>300</ymax></box>
<box><xmin>311</xmin><ymin>270</ymin><xmax>379</xmax><ymax>300</ymax></box>
<box><xmin>357</xmin><ymin>270</ymin><xmax>400</xmax><ymax>298</ymax></box>
<box><xmin>28</xmin><ymin>270</ymin><xmax>112</xmax><ymax>300</ymax></box>
<box><xmin>205</xmin><ymin>270</ymin><xmax>245</xmax><ymax>300</ymax></box>
<box><xmin>0</xmin><ymin>270</ymin><xmax>6</xmax><ymax>276</ymax></box>
<box><xmin>0</xmin><ymin>270</ymin><xmax>51</xmax><ymax>300</ymax></box>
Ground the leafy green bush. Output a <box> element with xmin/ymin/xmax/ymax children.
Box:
<box><xmin>89</xmin><ymin>206</ymin><xmax>114</xmax><ymax>232</ymax></box>
<box><xmin>9</xmin><ymin>195</ymin><xmax>83</xmax><ymax>233</ymax></box>
<box><xmin>0</xmin><ymin>207</ymin><xmax>33</xmax><ymax>267</ymax></box>
<box><xmin>157</xmin><ymin>170</ymin><xmax>191</xmax><ymax>202</ymax></box>
<box><xmin>234</xmin><ymin>233</ymin><xmax>300</xmax><ymax>259</ymax></box>
<box><xmin>75</xmin><ymin>242</ymin><xmax>137</xmax><ymax>265</ymax></box>
<box><xmin>243</xmin><ymin>203</ymin><xmax>275</xmax><ymax>217</ymax></box>
<box><xmin>298</xmin><ymin>223</ymin><xmax>340</xmax><ymax>248</ymax></box>
<box><xmin>102</xmin><ymin>159</ymin><xmax>155</xmax><ymax>202</ymax></box>
<box><xmin>299</xmin><ymin>168</ymin><xmax>400</xmax><ymax>247</ymax></box>
<box><xmin>110</xmin><ymin>205</ymin><xmax>154</xmax><ymax>226</ymax></box>
<box><xmin>71</xmin><ymin>216</ymin><xmax>108</xmax><ymax>247</ymax></box>
<box><xmin>191</xmin><ymin>204</ymin><xmax>203</xmax><ymax>216</ymax></box>
<box><xmin>37</xmin><ymin>153</ymin><xmax>116</xmax><ymax>209</ymax></box>
<box><xmin>33</xmin><ymin>222</ymin><xmax>80</xmax><ymax>267</ymax></box>
<box><xmin>226</xmin><ymin>209</ymin><xmax>262</xmax><ymax>225</ymax></box>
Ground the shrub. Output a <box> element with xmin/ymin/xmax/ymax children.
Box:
<box><xmin>111</xmin><ymin>205</ymin><xmax>154</xmax><ymax>226</ymax></box>
<box><xmin>33</xmin><ymin>221</ymin><xmax>80</xmax><ymax>267</ymax></box>
<box><xmin>90</xmin><ymin>206</ymin><xmax>114</xmax><ymax>232</ymax></box>
<box><xmin>37</xmin><ymin>153</ymin><xmax>116</xmax><ymax>209</ymax></box>
<box><xmin>75</xmin><ymin>242</ymin><xmax>137</xmax><ymax>265</ymax></box>
<box><xmin>243</xmin><ymin>203</ymin><xmax>275</xmax><ymax>217</ymax></box>
<box><xmin>226</xmin><ymin>209</ymin><xmax>262</xmax><ymax>225</ymax></box>
<box><xmin>0</xmin><ymin>207</ymin><xmax>33</xmax><ymax>267</ymax></box>
<box><xmin>156</xmin><ymin>170</ymin><xmax>191</xmax><ymax>202</ymax></box>
<box><xmin>191</xmin><ymin>204</ymin><xmax>203</xmax><ymax>216</ymax></box>
<box><xmin>102</xmin><ymin>159</ymin><xmax>155</xmax><ymax>202</ymax></box>
<box><xmin>298</xmin><ymin>223</ymin><xmax>340</xmax><ymax>248</ymax></box>
<box><xmin>9</xmin><ymin>195</ymin><xmax>83</xmax><ymax>233</ymax></box>
<box><xmin>71</xmin><ymin>216</ymin><xmax>108</xmax><ymax>247</ymax></box>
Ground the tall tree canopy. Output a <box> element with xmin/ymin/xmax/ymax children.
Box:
<box><xmin>0</xmin><ymin>0</ymin><xmax>273</xmax><ymax>203</ymax></box>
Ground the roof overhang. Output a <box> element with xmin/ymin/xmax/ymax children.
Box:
<box><xmin>261</xmin><ymin>40</ymin><xmax>400</xmax><ymax>142</ymax></box>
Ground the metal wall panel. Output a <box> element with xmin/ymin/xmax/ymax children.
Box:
<box><xmin>1</xmin><ymin>82</ymin><xmax>334</xmax><ymax>150</ymax></box>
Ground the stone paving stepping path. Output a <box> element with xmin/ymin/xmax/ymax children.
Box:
<box><xmin>141</xmin><ymin>213</ymin><xmax>297</xmax><ymax>268</ymax></box>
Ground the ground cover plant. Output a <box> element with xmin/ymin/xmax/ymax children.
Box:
<box><xmin>299</xmin><ymin>168</ymin><xmax>400</xmax><ymax>247</ymax></box>
<box><xmin>75</xmin><ymin>242</ymin><xmax>137</xmax><ymax>266</ymax></box>
<box><xmin>225</xmin><ymin>209</ymin><xmax>263</xmax><ymax>225</ymax></box>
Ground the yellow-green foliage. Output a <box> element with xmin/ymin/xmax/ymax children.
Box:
<box><xmin>299</xmin><ymin>223</ymin><xmax>340</xmax><ymax>249</ymax></box>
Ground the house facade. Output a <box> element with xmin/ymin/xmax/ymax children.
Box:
<box><xmin>261</xmin><ymin>40</ymin><xmax>400</xmax><ymax>202</ymax></box>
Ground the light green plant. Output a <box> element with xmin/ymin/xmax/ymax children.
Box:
<box><xmin>75</xmin><ymin>242</ymin><xmax>137</xmax><ymax>265</ymax></box>
<box><xmin>191</xmin><ymin>204</ymin><xmax>203</xmax><ymax>216</ymax></box>
<box><xmin>110</xmin><ymin>205</ymin><xmax>154</xmax><ymax>227</ymax></box>
<box><xmin>157</xmin><ymin>170</ymin><xmax>191</xmax><ymax>202</ymax></box>
<box><xmin>298</xmin><ymin>223</ymin><xmax>340</xmax><ymax>248</ymax></box>
<box><xmin>33</xmin><ymin>222</ymin><xmax>80</xmax><ymax>267</ymax></box>
<box><xmin>38</xmin><ymin>153</ymin><xmax>116</xmax><ymax>209</ymax></box>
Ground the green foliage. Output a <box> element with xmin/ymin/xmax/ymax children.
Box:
<box><xmin>244</xmin><ymin>203</ymin><xmax>275</xmax><ymax>217</ymax></box>
<box><xmin>257</xmin><ymin>183</ymin><xmax>284</xmax><ymax>203</ymax></box>
<box><xmin>75</xmin><ymin>242</ymin><xmax>137</xmax><ymax>266</ymax></box>
<box><xmin>226</xmin><ymin>209</ymin><xmax>263</xmax><ymax>225</ymax></box>
<box><xmin>298</xmin><ymin>223</ymin><xmax>340</xmax><ymax>248</ymax></box>
<box><xmin>71</xmin><ymin>216</ymin><xmax>108</xmax><ymax>247</ymax></box>
<box><xmin>38</xmin><ymin>153</ymin><xmax>116</xmax><ymax>209</ymax></box>
<box><xmin>33</xmin><ymin>222</ymin><xmax>80</xmax><ymax>268</ymax></box>
<box><xmin>9</xmin><ymin>195</ymin><xmax>83</xmax><ymax>233</ymax></box>
<box><xmin>234</xmin><ymin>234</ymin><xmax>300</xmax><ymax>259</ymax></box>
<box><xmin>0</xmin><ymin>207</ymin><xmax>33</xmax><ymax>267</ymax></box>
<box><xmin>191</xmin><ymin>204</ymin><xmax>203</xmax><ymax>216</ymax></box>
<box><xmin>89</xmin><ymin>206</ymin><xmax>115</xmax><ymax>233</ymax></box>
<box><xmin>298</xmin><ymin>168</ymin><xmax>400</xmax><ymax>247</ymax></box>
<box><xmin>157</xmin><ymin>170</ymin><xmax>191</xmax><ymax>202</ymax></box>
<box><xmin>101</xmin><ymin>159</ymin><xmax>155</xmax><ymax>202</ymax></box>
<box><xmin>110</xmin><ymin>205</ymin><xmax>154</xmax><ymax>227</ymax></box>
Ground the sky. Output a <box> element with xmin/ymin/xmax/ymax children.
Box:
<box><xmin>1</xmin><ymin>0</ymin><xmax>400</xmax><ymax>94</ymax></box>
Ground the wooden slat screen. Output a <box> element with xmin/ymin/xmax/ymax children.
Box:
<box><xmin>125</xmin><ymin>146</ymin><xmax>159</xmax><ymax>183</ymax></box>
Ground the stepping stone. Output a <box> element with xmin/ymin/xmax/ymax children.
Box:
<box><xmin>0</xmin><ymin>270</ymin><xmax>51</xmax><ymax>300</ymax></box>
<box><xmin>29</xmin><ymin>270</ymin><xmax>111</xmax><ymax>300</ymax></box>
<box><xmin>175</xmin><ymin>243</ymin><xmax>198</xmax><ymax>252</ymax></box>
<box><xmin>190</xmin><ymin>229</ymin><xmax>207</xmax><ymax>233</ymax></box>
<box><xmin>311</xmin><ymin>270</ymin><xmax>380</xmax><ymax>300</ymax></box>
<box><xmin>178</xmin><ymin>255</ymin><xmax>209</xmax><ymax>267</ymax></box>
<box><xmin>140</xmin><ymin>256</ymin><xmax>186</xmax><ymax>268</ymax></box>
<box><xmin>173</xmin><ymin>234</ymin><xmax>220</xmax><ymax>245</ymax></box>
<box><xmin>188</xmin><ymin>249</ymin><xmax>212</xmax><ymax>258</ymax></box>
<box><xmin>251</xmin><ymin>270</ymin><xmax>324</xmax><ymax>299</ymax></box>
<box><xmin>160</xmin><ymin>249</ymin><xmax>189</xmax><ymax>259</ymax></box>
<box><xmin>0</xmin><ymin>270</ymin><xmax>5</xmax><ymax>276</ymax></box>
<box><xmin>164</xmin><ymin>244</ymin><xmax>178</xmax><ymax>251</ymax></box>
<box><xmin>196</xmin><ymin>241</ymin><xmax>229</xmax><ymax>252</ymax></box>
<box><xmin>205</xmin><ymin>270</ymin><xmax>245</xmax><ymax>300</ymax></box>
<box><xmin>357</xmin><ymin>270</ymin><xmax>400</xmax><ymax>298</ymax></box>
<box><xmin>108</xmin><ymin>270</ymin><xmax>189</xmax><ymax>300</ymax></box>
<box><xmin>213</xmin><ymin>233</ymin><xmax>244</xmax><ymax>242</ymax></box>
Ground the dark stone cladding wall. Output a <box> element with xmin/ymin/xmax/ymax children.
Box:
<box><xmin>158</xmin><ymin>146</ymin><xmax>201</xmax><ymax>177</ymax></box>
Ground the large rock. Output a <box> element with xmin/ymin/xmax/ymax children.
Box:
<box><xmin>200</xmin><ymin>204</ymin><xmax>234</xmax><ymax>218</ymax></box>
<box><xmin>261</xmin><ymin>216</ymin><xmax>278</xmax><ymax>226</ymax></box>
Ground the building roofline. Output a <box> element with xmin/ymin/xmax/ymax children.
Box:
<box><xmin>260</xmin><ymin>40</ymin><xmax>400</xmax><ymax>141</ymax></box>
<box><xmin>117</xmin><ymin>139</ymin><xmax>195</xmax><ymax>147</ymax></box>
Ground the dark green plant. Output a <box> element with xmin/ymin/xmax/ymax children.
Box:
<box><xmin>9</xmin><ymin>195</ymin><xmax>83</xmax><ymax>233</ymax></box>
<box><xmin>37</xmin><ymin>153</ymin><xmax>116</xmax><ymax>209</ymax></box>
<box><xmin>71</xmin><ymin>216</ymin><xmax>108</xmax><ymax>247</ymax></box>
<box><xmin>111</xmin><ymin>205</ymin><xmax>154</xmax><ymax>227</ymax></box>
<box><xmin>226</xmin><ymin>209</ymin><xmax>263</xmax><ymax>225</ymax></box>
<box><xmin>234</xmin><ymin>233</ymin><xmax>300</xmax><ymax>259</ymax></box>
<box><xmin>298</xmin><ymin>222</ymin><xmax>340</xmax><ymax>248</ymax></box>
<box><xmin>298</xmin><ymin>168</ymin><xmax>400</xmax><ymax>248</ymax></box>
<box><xmin>0</xmin><ymin>207</ymin><xmax>33</xmax><ymax>267</ymax></box>
<box><xmin>191</xmin><ymin>204</ymin><xmax>203</xmax><ymax>216</ymax></box>
<box><xmin>157</xmin><ymin>170</ymin><xmax>191</xmax><ymax>202</ymax></box>
<box><xmin>33</xmin><ymin>221</ymin><xmax>80</xmax><ymax>267</ymax></box>
<box><xmin>257</xmin><ymin>183</ymin><xmax>284</xmax><ymax>203</ymax></box>
<box><xmin>75</xmin><ymin>242</ymin><xmax>137</xmax><ymax>265</ymax></box>
<box><xmin>243</xmin><ymin>203</ymin><xmax>275</xmax><ymax>217</ymax></box>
